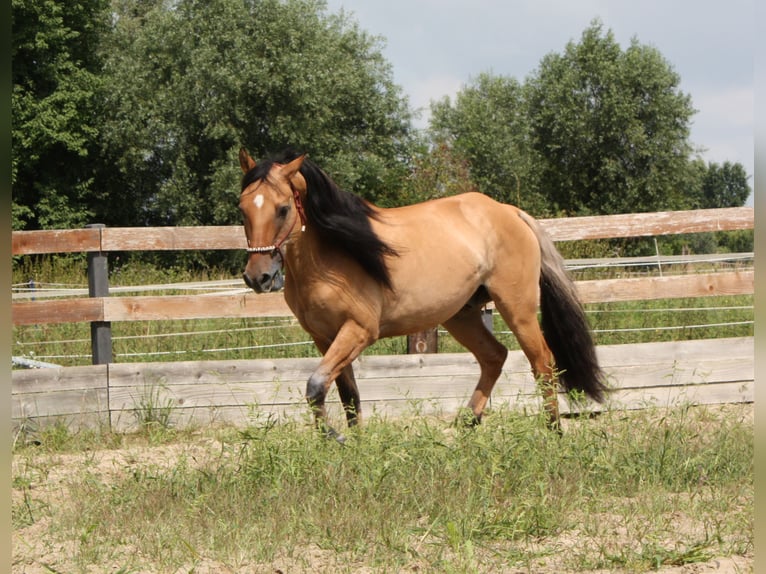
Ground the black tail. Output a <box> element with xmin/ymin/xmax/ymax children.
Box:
<box><xmin>519</xmin><ymin>212</ymin><xmax>608</xmax><ymax>402</ymax></box>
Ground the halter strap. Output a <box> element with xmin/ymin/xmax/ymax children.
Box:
<box><xmin>245</xmin><ymin>185</ymin><xmax>307</xmax><ymax>257</ymax></box>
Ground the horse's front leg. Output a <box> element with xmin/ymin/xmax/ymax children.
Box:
<box><xmin>336</xmin><ymin>364</ymin><xmax>362</xmax><ymax>427</ymax></box>
<box><xmin>307</xmin><ymin>320</ymin><xmax>374</xmax><ymax>441</ymax></box>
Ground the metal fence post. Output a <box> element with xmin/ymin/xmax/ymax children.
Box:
<box><xmin>482</xmin><ymin>307</ymin><xmax>493</xmax><ymax>332</ymax></box>
<box><xmin>86</xmin><ymin>224</ymin><xmax>112</xmax><ymax>364</ymax></box>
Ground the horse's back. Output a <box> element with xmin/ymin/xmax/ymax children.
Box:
<box><xmin>378</xmin><ymin>192</ymin><xmax>535</xmax><ymax>262</ymax></box>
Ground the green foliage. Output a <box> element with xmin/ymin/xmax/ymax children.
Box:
<box><xmin>426</xmin><ymin>21</ymin><xmax>728</xmax><ymax>219</ymax></box>
<box><xmin>398</xmin><ymin>140</ymin><xmax>477</xmax><ymax>204</ymax></box>
<box><xmin>12</xmin><ymin>0</ymin><xmax>415</xmax><ymax>250</ymax></box>
<box><xmin>428</xmin><ymin>19</ymin><xmax>751</xmax><ymax>231</ymax></box>
<box><xmin>696</xmin><ymin>161</ymin><xmax>752</xmax><ymax>208</ymax></box>
<box><xmin>429</xmin><ymin>73</ymin><xmax>547</xmax><ymax>212</ymax></box>
<box><xmin>12</xmin><ymin>6</ymin><xmax>752</xmax><ymax>262</ymax></box>
<box><xmin>12</xmin><ymin>0</ymin><xmax>111</xmax><ymax>230</ymax></box>
<box><xmin>525</xmin><ymin>20</ymin><xmax>696</xmax><ymax>215</ymax></box>
<box><xmin>97</xmin><ymin>0</ymin><xmax>414</xmax><ymax>230</ymax></box>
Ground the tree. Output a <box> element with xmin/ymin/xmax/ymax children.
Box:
<box><xmin>398</xmin><ymin>140</ymin><xmax>476</xmax><ymax>205</ymax></box>
<box><xmin>12</xmin><ymin>0</ymin><xmax>111</xmax><ymax>230</ymax></box>
<box><xmin>696</xmin><ymin>161</ymin><xmax>751</xmax><ymax>209</ymax></box>
<box><xmin>96</xmin><ymin>0</ymin><xmax>415</xmax><ymax>233</ymax></box>
<box><xmin>429</xmin><ymin>73</ymin><xmax>547</xmax><ymax>213</ymax></box>
<box><xmin>524</xmin><ymin>20</ymin><xmax>696</xmax><ymax>215</ymax></box>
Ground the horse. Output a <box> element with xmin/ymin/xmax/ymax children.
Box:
<box><xmin>238</xmin><ymin>148</ymin><xmax>607</xmax><ymax>439</ymax></box>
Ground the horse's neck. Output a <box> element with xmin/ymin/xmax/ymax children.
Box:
<box><xmin>285</xmin><ymin>227</ymin><xmax>352</xmax><ymax>283</ymax></box>
<box><xmin>284</xmin><ymin>231</ymin><xmax>318</xmax><ymax>279</ymax></box>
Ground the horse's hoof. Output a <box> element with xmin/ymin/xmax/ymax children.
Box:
<box><xmin>547</xmin><ymin>421</ymin><xmax>564</xmax><ymax>437</ymax></box>
<box><xmin>466</xmin><ymin>414</ymin><xmax>481</xmax><ymax>428</ymax></box>
<box><xmin>324</xmin><ymin>427</ymin><xmax>346</xmax><ymax>445</ymax></box>
<box><xmin>455</xmin><ymin>410</ymin><xmax>481</xmax><ymax>428</ymax></box>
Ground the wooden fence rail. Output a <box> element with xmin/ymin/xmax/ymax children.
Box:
<box><xmin>11</xmin><ymin>207</ymin><xmax>754</xmax><ymax>255</ymax></box>
<box><xmin>12</xmin><ymin>337</ymin><xmax>753</xmax><ymax>432</ymax></box>
<box><xmin>11</xmin><ymin>270</ymin><xmax>754</xmax><ymax>326</ymax></box>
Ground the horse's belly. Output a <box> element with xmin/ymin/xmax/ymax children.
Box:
<box><xmin>378</xmin><ymin>234</ymin><xmax>489</xmax><ymax>335</ymax></box>
<box><xmin>378</xmin><ymin>281</ymin><xmax>481</xmax><ymax>337</ymax></box>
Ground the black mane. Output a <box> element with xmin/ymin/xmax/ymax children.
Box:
<box><xmin>242</xmin><ymin>150</ymin><xmax>398</xmax><ymax>289</ymax></box>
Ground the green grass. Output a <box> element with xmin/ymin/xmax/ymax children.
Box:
<box><xmin>12</xmin><ymin>403</ymin><xmax>753</xmax><ymax>573</ymax></box>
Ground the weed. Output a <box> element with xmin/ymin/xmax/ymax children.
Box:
<box><xmin>133</xmin><ymin>381</ymin><xmax>176</xmax><ymax>438</ymax></box>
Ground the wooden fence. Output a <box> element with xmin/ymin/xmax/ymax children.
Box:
<box><xmin>12</xmin><ymin>337</ymin><xmax>754</xmax><ymax>432</ymax></box>
<box><xmin>11</xmin><ymin>207</ymin><xmax>754</xmax><ymax>432</ymax></box>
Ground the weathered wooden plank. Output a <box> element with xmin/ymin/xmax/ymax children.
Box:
<box><xmin>108</xmin><ymin>380</ymin><xmax>307</xmax><ymax>412</ymax></box>
<box><xmin>12</xmin><ymin>228</ymin><xmax>102</xmax><ymax>255</ymax></box>
<box><xmin>12</xmin><ymin>298</ymin><xmax>104</xmax><ymax>325</ymax></box>
<box><xmin>101</xmin><ymin>226</ymin><xmax>246</xmax><ymax>251</ymax></box>
<box><xmin>600</xmin><ymin>381</ymin><xmax>753</xmax><ymax>411</ymax></box>
<box><xmin>539</xmin><ymin>207</ymin><xmax>754</xmax><ymax>241</ymax></box>
<box><xmin>356</xmin><ymin>374</ymin><xmax>535</xmax><ymax>400</ymax></box>
<box><xmin>110</xmin><ymin>402</ymin><xmax>313</xmax><ymax>433</ymax></box>
<box><xmin>102</xmin><ymin>291</ymin><xmax>293</xmax><ymax>321</ymax></box>
<box><xmin>104</xmin><ymin>337</ymin><xmax>752</xmax><ymax>408</ymax></box>
<box><xmin>13</xmin><ymin>388</ymin><xmax>109</xmax><ymax>419</ymax></box>
<box><xmin>12</xmin><ymin>365</ymin><xmax>108</xmax><ymax>393</ymax></box>
<box><xmin>11</xmin><ymin>338</ymin><xmax>755</xmax><ymax>429</ymax></box>
<box><xmin>595</xmin><ymin>336</ymin><xmax>753</xmax><ymax>365</ymax></box>
<box><xmin>603</xmin><ymin>360</ymin><xmax>753</xmax><ymax>390</ymax></box>
<box><xmin>361</xmin><ymin>394</ymin><xmax>544</xmax><ymax>420</ymax></box>
<box><xmin>357</xmin><ymin>338</ymin><xmax>753</xmax><ymax>382</ymax></box>
<box><xmin>12</xmin><ymin>365</ymin><xmax>110</xmax><ymax>429</ymax></box>
<box><xmin>108</xmin><ymin>378</ymin><xmax>753</xmax><ymax>432</ymax></box>
<box><xmin>12</xmin><ymin>270</ymin><xmax>751</xmax><ymax>326</ymax></box>
<box><xmin>576</xmin><ymin>270</ymin><xmax>753</xmax><ymax>303</ymax></box>
<box><xmin>107</xmin><ymin>358</ymin><xmax>316</xmax><ymax>387</ymax></box>
<box><xmin>105</xmin><ymin>337</ymin><xmax>751</xmax><ymax>387</ymax></box>
<box><xmin>105</xmin><ymin>352</ymin><xmax>523</xmax><ymax>390</ymax></box>
<box><xmin>9</xmin><ymin>208</ymin><xmax>754</xmax><ymax>256</ymax></box>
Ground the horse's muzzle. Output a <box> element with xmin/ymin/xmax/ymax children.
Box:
<box><xmin>243</xmin><ymin>268</ymin><xmax>284</xmax><ymax>293</ymax></box>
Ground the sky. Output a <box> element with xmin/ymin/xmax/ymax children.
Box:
<box><xmin>324</xmin><ymin>0</ymin><xmax>755</xmax><ymax>195</ymax></box>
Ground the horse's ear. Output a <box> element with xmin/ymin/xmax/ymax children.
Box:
<box><xmin>277</xmin><ymin>154</ymin><xmax>306</xmax><ymax>179</ymax></box>
<box><xmin>239</xmin><ymin>148</ymin><xmax>256</xmax><ymax>174</ymax></box>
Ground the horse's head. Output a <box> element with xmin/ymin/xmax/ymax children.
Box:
<box><xmin>238</xmin><ymin>148</ymin><xmax>307</xmax><ymax>293</ymax></box>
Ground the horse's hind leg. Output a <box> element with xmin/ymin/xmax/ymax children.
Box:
<box><xmin>491</xmin><ymin>296</ymin><xmax>560</xmax><ymax>430</ymax></box>
<box><xmin>442</xmin><ymin>306</ymin><xmax>508</xmax><ymax>425</ymax></box>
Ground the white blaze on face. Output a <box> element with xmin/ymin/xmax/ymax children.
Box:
<box><xmin>253</xmin><ymin>194</ymin><xmax>265</xmax><ymax>209</ymax></box>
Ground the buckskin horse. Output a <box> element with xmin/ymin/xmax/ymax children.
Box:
<box><xmin>238</xmin><ymin>148</ymin><xmax>607</xmax><ymax>439</ymax></box>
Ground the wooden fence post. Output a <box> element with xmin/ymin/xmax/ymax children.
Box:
<box><xmin>86</xmin><ymin>224</ymin><xmax>112</xmax><ymax>364</ymax></box>
<box><xmin>407</xmin><ymin>328</ymin><xmax>438</xmax><ymax>354</ymax></box>
<box><xmin>407</xmin><ymin>308</ymin><xmax>492</xmax><ymax>355</ymax></box>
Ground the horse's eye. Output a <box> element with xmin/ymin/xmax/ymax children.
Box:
<box><xmin>277</xmin><ymin>205</ymin><xmax>290</xmax><ymax>219</ymax></box>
